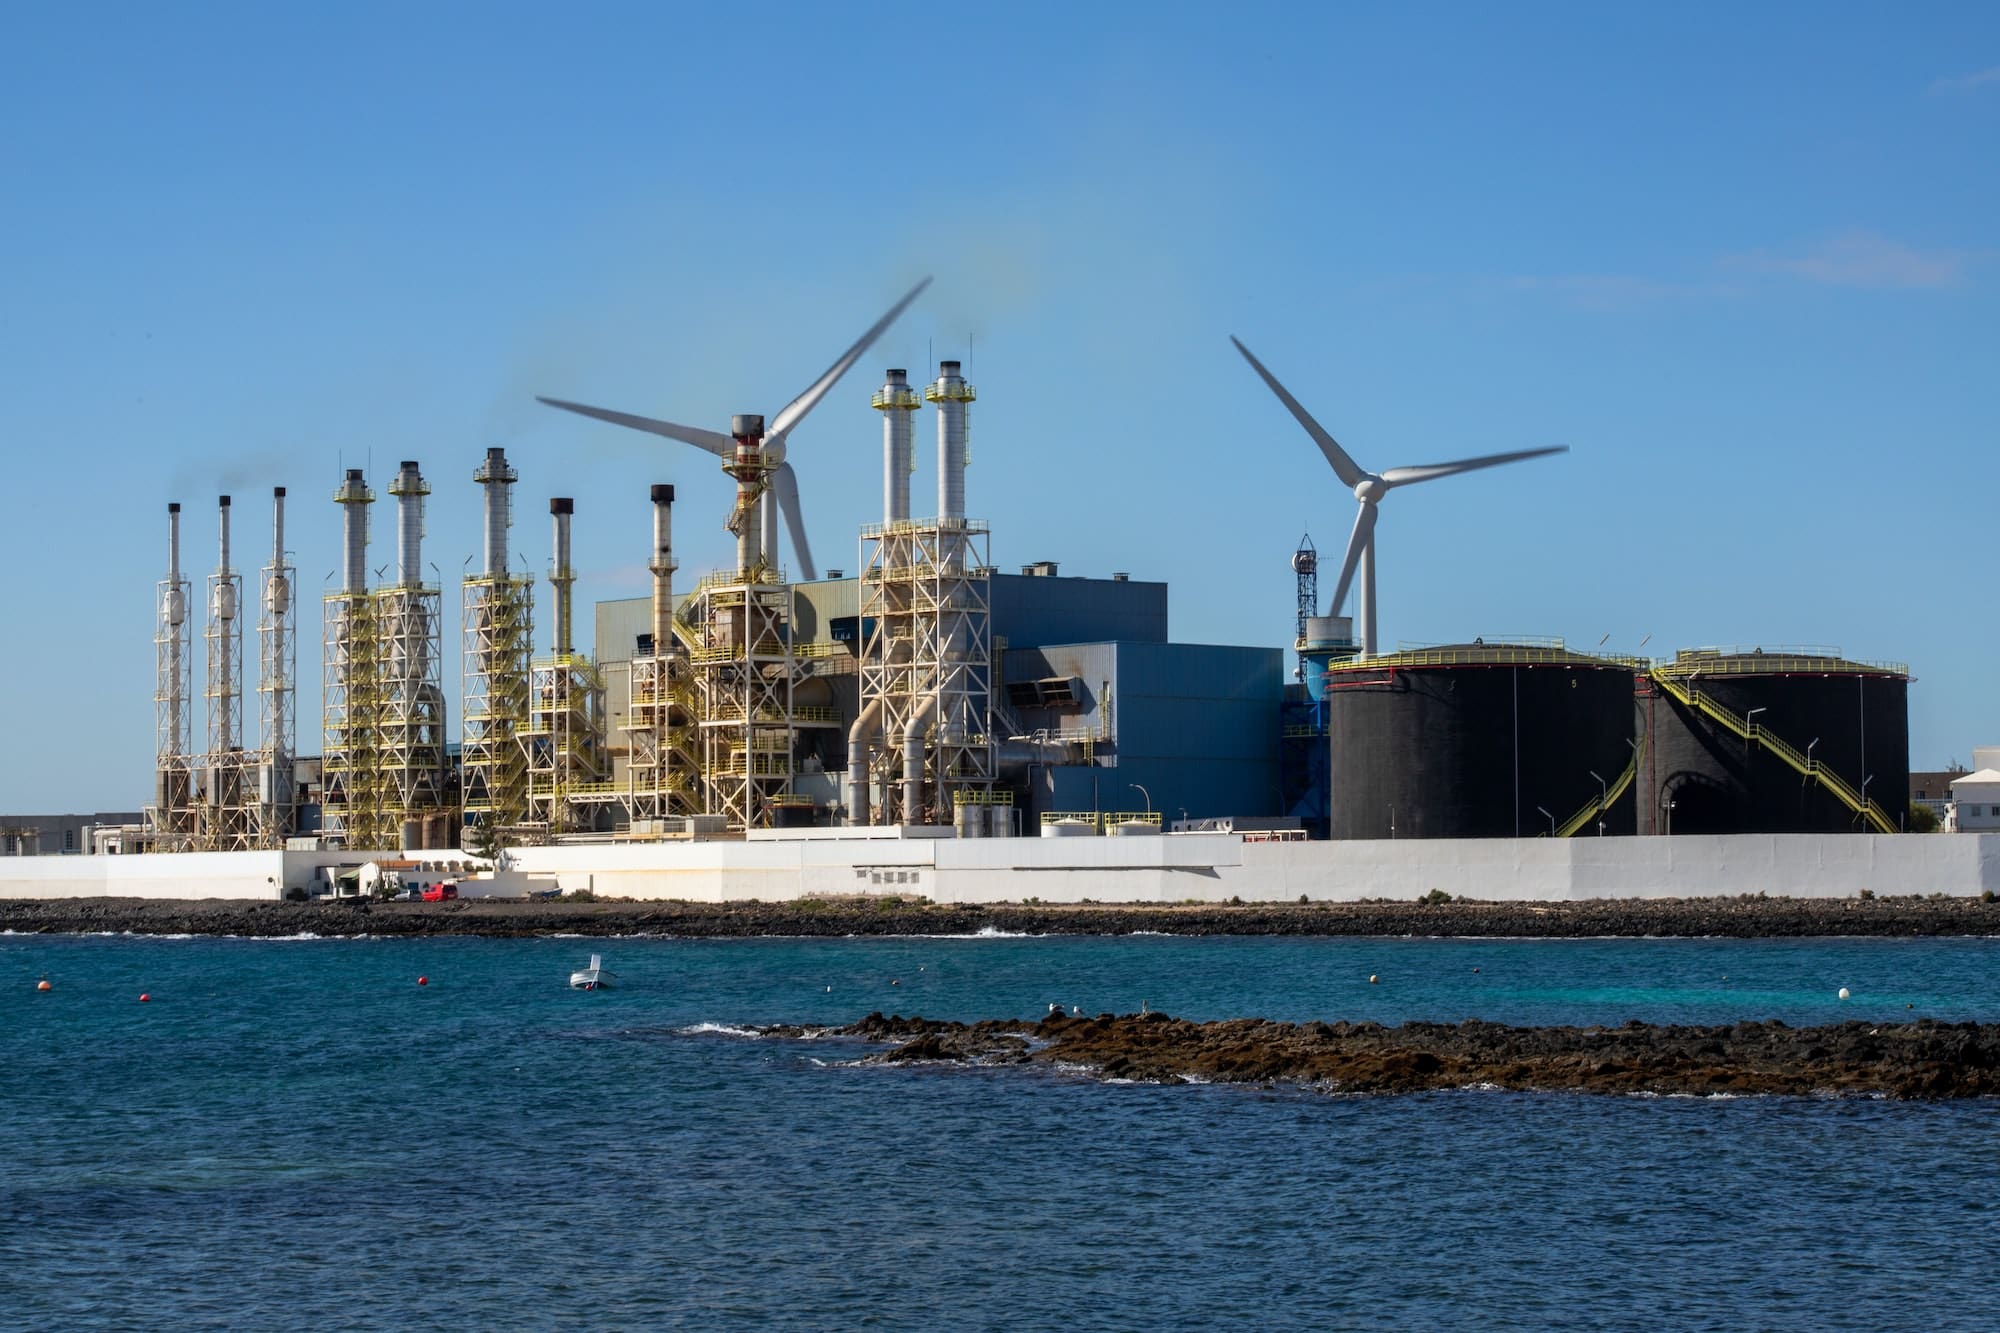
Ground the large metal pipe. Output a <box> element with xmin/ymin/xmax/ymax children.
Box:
<box><xmin>335</xmin><ymin>469</ymin><xmax>371</xmax><ymax>596</ymax></box>
<box><xmin>550</xmin><ymin>497</ymin><xmax>575</xmax><ymax>655</ymax></box>
<box><xmin>650</xmin><ymin>484</ymin><xmax>677</xmax><ymax>656</ymax></box>
<box><xmin>902</xmin><ymin>693</ymin><xmax>938</xmax><ymax>825</ymax></box>
<box><xmin>473</xmin><ymin>447</ymin><xmax>516</xmax><ymax>578</ymax></box>
<box><xmin>389</xmin><ymin>460</ymin><xmax>427</xmax><ymax>587</ymax></box>
<box><xmin>266</xmin><ymin>485</ymin><xmax>290</xmax><ymax>734</ymax></box>
<box><xmin>875</xmin><ymin>368</ymin><xmax>918</xmax><ymax>524</ymax></box>
<box><xmin>845</xmin><ymin>696</ymin><xmax>886</xmax><ymax>827</ymax></box>
<box><xmin>933</xmin><ymin>360</ymin><xmax>969</xmax><ymax>521</ymax></box>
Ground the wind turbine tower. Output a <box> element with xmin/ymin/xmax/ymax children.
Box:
<box><xmin>1232</xmin><ymin>337</ymin><xmax>1566</xmax><ymax>658</ymax></box>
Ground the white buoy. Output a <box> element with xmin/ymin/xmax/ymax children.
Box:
<box><xmin>1838</xmin><ymin>987</ymin><xmax>1851</xmax><ymax>1000</ymax></box>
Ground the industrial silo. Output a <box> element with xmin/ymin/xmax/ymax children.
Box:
<box><xmin>1324</xmin><ymin>642</ymin><xmax>1639</xmax><ymax>839</ymax></box>
<box><xmin>1640</xmin><ymin>649</ymin><xmax>1909</xmax><ymax>835</ymax></box>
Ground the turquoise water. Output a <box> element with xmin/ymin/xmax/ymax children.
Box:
<box><xmin>5</xmin><ymin>931</ymin><xmax>2000</xmax><ymax>1329</ymax></box>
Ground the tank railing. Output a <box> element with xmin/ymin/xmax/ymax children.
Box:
<box><xmin>1655</xmin><ymin>650</ymin><xmax>1909</xmax><ymax>679</ymax></box>
<box><xmin>951</xmin><ymin>789</ymin><xmax>1014</xmax><ymax>806</ymax></box>
<box><xmin>1555</xmin><ymin>733</ymin><xmax>1643</xmax><ymax>838</ymax></box>
<box><xmin>1650</xmin><ymin>672</ymin><xmax>1898</xmax><ymax>834</ymax></box>
<box><xmin>1327</xmin><ymin>645</ymin><xmax>1651</xmax><ymax>673</ymax></box>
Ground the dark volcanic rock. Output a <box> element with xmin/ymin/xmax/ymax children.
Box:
<box><xmin>768</xmin><ymin>1012</ymin><xmax>2000</xmax><ymax>1099</ymax></box>
<box><xmin>5</xmin><ymin>894</ymin><xmax>2000</xmax><ymax>939</ymax></box>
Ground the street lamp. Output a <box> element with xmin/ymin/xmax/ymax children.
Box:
<box><xmin>1661</xmin><ymin>793</ymin><xmax>1676</xmax><ymax>836</ymax></box>
<box><xmin>1537</xmin><ymin>804</ymin><xmax>1554</xmax><ymax>837</ymax></box>
<box><xmin>1129</xmin><ymin>783</ymin><xmax>1151</xmax><ymax>815</ymax></box>
<box><xmin>1589</xmin><ymin>769</ymin><xmax>1606</xmax><ymax>835</ymax></box>
<box><xmin>1806</xmin><ymin>736</ymin><xmax>1819</xmax><ymax>771</ymax></box>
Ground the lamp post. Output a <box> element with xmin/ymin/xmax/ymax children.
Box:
<box><xmin>1129</xmin><ymin>784</ymin><xmax>1151</xmax><ymax>815</ymax></box>
<box><xmin>1589</xmin><ymin>769</ymin><xmax>1606</xmax><ymax>835</ymax></box>
<box><xmin>1537</xmin><ymin>805</ymin><xmax>1554</xmax><ymax>837</ymax></box>
<box><xmin>1661</xmin><ymin>794</ymin><xmax>1676</xmax><ymax>836</ymax></box>
<box><xmin>1806</xmin><ymin>736</ymin><xmax>1819</xmax><ymax>771</ymax></box>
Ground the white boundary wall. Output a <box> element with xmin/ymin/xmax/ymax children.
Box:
<box><xmin>0</xmin><ymin>850</ymin><xmax>381</xmax><ymax>900</ymax></box>
<box><xmin>2</xmin><ymin>835</ymin><xmax>1996</xmax><ymax>903</ymax></box>
<box><xmin>487</xmin><ymin>832</ymin><xmax>2000</xmax><ymax>904</ymax></box>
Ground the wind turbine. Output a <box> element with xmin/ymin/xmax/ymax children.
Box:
<box><xmin>1231</xmin><ymin>336</ymin><xmax>1566</xmax><ymax>658</ymax></box>
<box><xmin>537</xmin><ymin>277</ymin><xmax>932</xmax><ymax>581</ymax></box>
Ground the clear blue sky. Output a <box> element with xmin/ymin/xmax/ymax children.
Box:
<box><xmin>2</xmin><ymin>3</ymin><xmax>1994</xmax><ymax>810</ymax></box>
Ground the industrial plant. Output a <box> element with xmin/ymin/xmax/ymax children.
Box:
<box><xmin>119</xmin><ymin>282</ymin><xmax>1915</xmax><ymax>865</ymax></box>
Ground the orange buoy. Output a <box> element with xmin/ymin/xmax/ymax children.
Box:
<box><xmin>36</xmin><ymin>979</ymin><xmax>52</xmax><ymax>992</ymax></box>
<box><xmin>139</xmin><ymin>993</ymin><xmax>151</xmax><ymax>1003</ymax></box>
<box><xmin>418</xmin><ymin>976</ymin><xmax>429</xmax><ymax>987</ymax></box>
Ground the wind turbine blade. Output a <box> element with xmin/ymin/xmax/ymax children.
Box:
<box><xmin>1381</xmin><ymin>445</ymin><xmax>1567</xmax><ymax>489</ymax></box>
<box><xmin>1229</xmin><ymin>336</ymin><xmax>1365</xmax><ymax>488</ymax></box>
<box><xmin>1326</xmin><ymin>503</ymin><xmax>1377</xmax><ymax>618</ymax></box>
<box><xmin>768</xmin><ymin>276</ymin><xmax>934</xmax><ymax>444</ymax></box>
<box><xmin>772</xmin><ymin>461</ymin><xmax>816</xmax><ymax>582</ymax></box>
<box><xmin>536</xmin><ymin>397</ymin><xmax>733</xmax><ymax>457</ymax></box>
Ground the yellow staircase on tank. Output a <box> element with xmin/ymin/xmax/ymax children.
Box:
<box><xmin>1555</xmin><ymin>732</ymin><xmax>1643</xmax><ymax>838</ymax></box>
<box><xmin>1649</xmin><ymin>671</ymin><xmax>1897</xmax><ymax>834</ymax></box>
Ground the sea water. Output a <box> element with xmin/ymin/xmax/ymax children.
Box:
<box><xmin>4</xmin><ymin>932</ymin><xmax>1999</xmax><ymax>1330</ymax></box>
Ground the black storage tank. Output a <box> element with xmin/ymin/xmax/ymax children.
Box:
<box><xmin>1324</xmin><ymin>642</ymin><xmax>1638</xmax><ymax>839</ymax></box>
<box><xmin>1639</xmin><ymin>648</ymin><xmax>1910</xmax><ymax>835</ymax></box>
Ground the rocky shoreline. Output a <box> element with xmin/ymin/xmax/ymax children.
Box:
<box><xmin>769</xmin><ymin>1010</ymin><xmax>2000</xmax><ymax>1098</ymax></box>
<box><xmin>3</xmin><ymin>893</ymin><xmax>1999</xmax><ymax>938</ymax></box>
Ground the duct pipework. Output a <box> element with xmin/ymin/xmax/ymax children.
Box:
<box><xmin>930</xmin><ymin>360</ymin><xmax>972</xmax><ymax>522</ymax></box>
<box><xmin>266</xmin><ymin>485</ymin><xmax>291</xmax><ymax>714</ymax></box>
<box><xmin>473</xmin><ymin>447</ymin><xmax>517</xmax><ymax>578</ymax></box>
<box><xmin>388</xmin><ymin>460</ymin><xmax>428</xmax><ymax>587</ymax></box>
<box><xmin>902</xmin><ymin>693</ymin><xmax>938</xmax><ymax>825</ymax></box>
<box><xmin>335</xmin><ymin>469</ymin><xmax>372</xmax><ymax>595</ymax></box>
<box><xmin>550</xmin><ymin>498</ymin><xmax>575</xmax><ymax>655</ymax></box>
<box><xmin>846</xmin><ymin>696</ymin><xmax>886</xmax><ymax>827</ymax></box>
<box><xmin>873</xmin><ymin>368</ymin><xmax>919</xmax><ymax>524</ymax></box>
<box><xmin>649</xmin><ymin>484</ymin><xmax>677</xmax><ymax>655</ymax></box>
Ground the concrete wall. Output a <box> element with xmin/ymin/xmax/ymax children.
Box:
<box><xmin>6</xmin><ymin>835</ymin><xmax>1995</xmax><ymax>904</ymax></box>
<box><xmin>0</xmin><ymin>850</ymin><xmax>381</xmax><ymax>900</ymax></box>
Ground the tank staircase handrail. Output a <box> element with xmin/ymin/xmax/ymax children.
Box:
<box><xmin>1555</xmin><ymin>734</ymin><xmax>1643</xmax><ymax>838</ymax></box>
<box><xmin>1649</xmin><ymin>672</ymin><xmax>1897</xmax><ymax>834</ymax></box>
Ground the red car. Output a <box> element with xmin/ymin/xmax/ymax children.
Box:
<box><xmin>421</xmin><ymin>882</ymin><xmax>459</xmax><ymax>902</ymax></box>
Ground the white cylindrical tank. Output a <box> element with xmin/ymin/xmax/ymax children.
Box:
<box><xmin>988</xmin><ymin>804</ymin><xmax>1013</xmax><ymax>838</ymax></box>
<box><xmin>1042</xmin><ymin>818</ymin><xmax>1094</xmax><ymax>838</ymax></box>
<box><xmin>955</xmin><ymin>801</ymin><xmax>985</xmax><ymax>839</ymax></box>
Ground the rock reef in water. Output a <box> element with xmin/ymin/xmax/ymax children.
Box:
<box><xmin>5</xmin><ymin>894</ymin><xmax>2000</xmax><ymax>939</ymax></box>
<box><xmin>787</xmin><ymin>1011</ymin><xmax>2000</xmax><ymax>1099</ymax></box>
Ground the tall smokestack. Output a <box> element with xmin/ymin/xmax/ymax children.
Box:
<box><xmin>550</xmin><ymin>498</ymin><xmax>575</xmax><ymax>655</ymax></box>
<box><xmin>726</xmin><ymin>415</ymin><xmax>765</xmax><ymax>575</ymax></box>
<box><xmin>213</xmin><ymin>495</ymin><xmax>238</xmax><ymax>754</ymax></box>
<box><xmin>335</xmin><ymin>469</ymin><xmax>372</xmax><ymax>595</ymax></box>
<box><xmin>157</xmin><ymin>502</ymin><xmax>190</xmax><ymax>831</ymax></box>
<box><xmin>930</xmin><ymin>360</ymin><xmax>973</xmax><ymax>521</ymax></box>
<box><xmin>388</xmin><ymin>460</ymin><xmax>428</xmax><ymax>586</ymax></box>
<box><xmin>473</xmin><ymin>447</ymin><xmax>516</xmax><ymax>577</ymax></box>
<box><xmin>874</xmin><ymin>368</ymin><xmax>919</xmax><ymax>524</ymax></box>
<box><xmin>649</xmin><ymin>484</ymin><xmax>677</xmax><ymax>656</ymax></box>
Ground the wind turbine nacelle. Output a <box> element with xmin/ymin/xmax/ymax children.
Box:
<box><xmin>1354</xmin><ymin>475</ymin><xmax>1388</xmax><ymax>503</ymax></box>
<box><xmin>731</xmin><ymin>414</ymin><xmax>765</xmax><ymax>440</ymax></box>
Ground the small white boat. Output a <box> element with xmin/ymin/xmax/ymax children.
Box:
<box><xmin>569</xmin><ymin>954</ymin><xmax>615</xmax><ymax>990</ymax></box>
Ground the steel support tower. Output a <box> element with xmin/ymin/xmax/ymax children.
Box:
<box><xmin>524</xmin><ymin>498</ymin><xmax>609</xmax><ymax>837</ymax></box>
<box><xmin>201</xmin><ymin>495</ymin><xmax>254</xmax><ymax>850</ymax></box>
<box><xmin>375</xmin><ymin>461</ymin><xmax>447</xmax><ymax>848</ymax></box>
<box><xmin>622</xmin><ymin>484</ymin><xmax>702</xmax><ymax>825</ymax></box>
<box><xmin>149</xmin><ymin>502</ymin><xmax>195</xmax><ymax>852</ymax></box>
<box><xmin>462</xmin><ymin>448</ymin><xmax>533</xmax><ymax>834</ymax></box>
<box><xmin>322</xmin><ymin>468</ymin><xmax>382</xmax><ymax>848</ymax></box>
<box><xmin>254</xmin><ymin>487</ymin><xmax>296</xmax><ymax>847</ymax></box>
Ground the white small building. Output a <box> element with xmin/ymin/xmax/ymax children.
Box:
<box><xmin>1949</xmin><ymin>768</ymin><xmax>2000</xmax><ymax>833</ymax></box>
